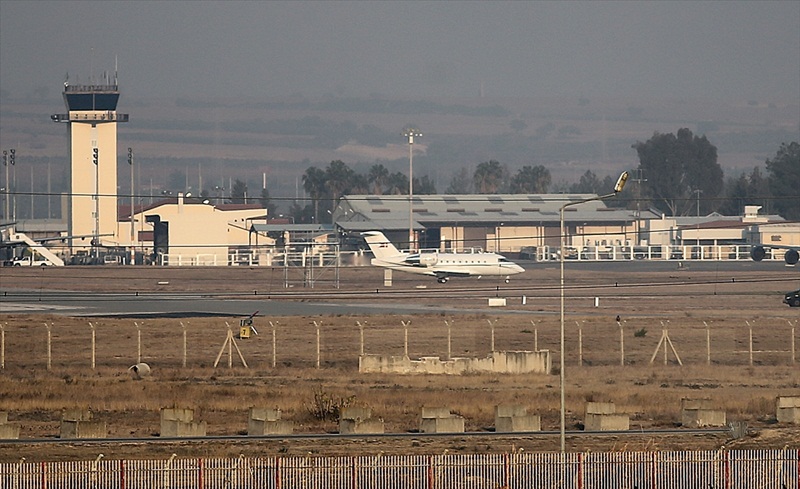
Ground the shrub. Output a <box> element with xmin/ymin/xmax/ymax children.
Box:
<box><xmin>305</xmin><ymin>388</ymin><xmax>355</xmax><ymax>421</ymax></box>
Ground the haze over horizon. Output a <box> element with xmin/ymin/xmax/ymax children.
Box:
<box><xmin>1</xmin><ymin>1</ymin><xmax>798</xmax><ymax>104</ymax></box>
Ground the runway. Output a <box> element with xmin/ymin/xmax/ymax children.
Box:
<box><xmin>1</xmin><ymin>259</ymin><xmax>794</xmax><ymax>317</ymax></box>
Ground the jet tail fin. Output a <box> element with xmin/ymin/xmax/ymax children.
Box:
<box><xmin>362</xmin><ymin>231</ymin><xmax>401</xmax><ymax>259</ymax></box>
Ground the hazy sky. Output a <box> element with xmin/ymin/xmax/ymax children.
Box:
<box><xmin>1</xmin><ymin>0</ymin><xmax>798</xmax><ymax>102</ymax></box>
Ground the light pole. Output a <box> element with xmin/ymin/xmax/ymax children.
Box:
<box><xmin>92</xmin><ymin>146</ymin><xmax>99</xmax><ymax>260</ymax></box>
<box><xmin>402</xmin><ymin>128</ymin><xmax>422</xmax><ymax>250</ymax></box>
<box><xmin>2</xmin><ymin>150</ymin><xmax>8</xmax><ymax>222</ymax></box>
<box><xmin>3</xmin><ymin>149</ymin><xmax>15</xmax><ymax>222</ymax></box>
<box><xmin>128</xmin><ymin>148</ymin><xmax>135</xmax><ymax>259</ymax></box>
<box><xmin>559</xmin><ymin>170</ymin><xmax>628</xmax><ymax>453</ymax></box>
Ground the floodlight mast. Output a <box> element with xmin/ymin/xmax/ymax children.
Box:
<box><xmin>559</xmin><ymin>171</ymin><xmax>628</xmax><ymax>454</ymax></box>
<box><xmin>403</xmin><ymin>128</ymin><xmax>422</xmax><ymax>250</ymax></box>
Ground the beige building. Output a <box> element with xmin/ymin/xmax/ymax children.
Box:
<box><xmin>117</xmin><ymin>194</ymin><xmax>268</xmax><ymax>265</ymax></box>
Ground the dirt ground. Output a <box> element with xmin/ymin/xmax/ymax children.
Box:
<box><xmin>0</xmin><ymin>263</ymin><xmax>798</xmax><ymax>461</ymax></box>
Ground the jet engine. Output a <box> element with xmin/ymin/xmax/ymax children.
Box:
<box><xmin>750</xmin><ymin>245</ymin><xmax>799</xmax><ymax>265</ymax></box>
<box><xmin>418</xmin><ymin>254</ymin><xmax>439</xmax><ymax>267</ymax></box>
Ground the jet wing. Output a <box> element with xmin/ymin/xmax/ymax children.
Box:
<box><xmin>432</xmin><ymin>268</ymin><xmax>472</xmax><ymax>278</ymax></box>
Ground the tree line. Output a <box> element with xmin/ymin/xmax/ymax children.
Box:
<box><xmin>215</xmin><ymin>130</ymin><xmax>798</xmax><ymax>223</ymax></box>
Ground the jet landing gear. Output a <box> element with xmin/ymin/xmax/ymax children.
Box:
<box><xmin>437</xmin><ymin>276</ymin><xmax>449</xmax><ymax>284</ymax></box>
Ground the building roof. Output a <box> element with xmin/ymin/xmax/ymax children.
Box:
<box><xmin>119</xmin><ymin>199</ymin><xmax>264</xmax><ymax>220</ymax></box>
<box><xmin>250</xmin><ymin>224</ymin><xmax>334</xmax><ymax>233</ymax></box>
<box><xmin>333</xmin><ymin>194</ymin><xmax>645</xmax><ymax>231</ymax></box>
<box><xmin>674</xmin><ymin>213</ymin><xmax>785</xmax><ymax>230</ymax></box>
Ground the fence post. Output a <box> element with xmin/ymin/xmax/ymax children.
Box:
<box><xmin>313</xmin><ymin>321</ymin><xmax>321</xmax><ymax>369</ymax></box>
<box><xmin>704</xmin><ymin>321</ymin><xmax>711</xmax><ymax>365</ymax></box>
<box><xmin>44</xmin><ymin>322</ymin><xmax>52</xmax><ymax>371</ymax></box>
<box><xmin>530</xmin><ymin>320</ymin><xmax>539</xmax><ymax>352</ymax></box>
<box><xmin>790</xmin><ymin>320</ymin><xmax>796</xmax><ymax>365</ymax></box>
<box><xmin>618</xmin><ymin>320</ymin><xmax>624</xmax><ymax>367</ymax></box>
<box><xmin>401</xmin><ymin>321</ymin><xmax>410</xmax><ymax>358</ymax></box>
<box><xmin>1</xmin><ymin>322</ymin><xmax>5</xmax><ymax>369</ymax></box>
<box><xmin>427</xmin><ymin>455</ymin><xmax>435</xmax><ymax>489</ymax></box>
<box><xmin>89</xmin><ymin>322</ymin><xmax>96</xmax><ymax>370</ymax></box>
<box><xmin>745</xmin><ymin>320</ymin><xmax>754</xmax><ymax>366</ymax></box>
<box><xmin>180</xmin><ymin>322</ymin><xmax>187</xmax><ymax>368</ymax></box>
<box><xmin>270</xmin><ymin>321</ymin><xmax>278</xmax><ymax>368</ymax></box>
<box><xmin>487</xmin><ymin>319</ymin><xmax>497</xmax><ymax>353</ymax></box>
<box><xmin>134</xmin><ymin>322</ymin><xmax>142</xmax><ymax>364</ymax></box>
<box><xmin>444</xmin><ymin>321</ymin><xmax>452</xmax><ymax>361</ymax></box>
<box><xmin>356</xmin><ymin>321</ymin><xmax>365</xmax><ymax>356</ymax></box>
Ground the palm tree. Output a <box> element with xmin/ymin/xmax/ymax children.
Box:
<box><xmin>302</xmin><ymin>166</ymin><xmax>326</xmax><ymax>223</ymax></box>
<box><xmin>325</xmin><ymin>160</ymin><xmax>354</xmax><ymax>218</ymax></box>
<box><xmin>473</xmin><ymin>160</ymin><xmax>505</xmax><ymax>194</ymax></box>
<box><xmin>367</xmin><ymin>164</ymin><xmax>390</xmax><ymax>195</ymax></box>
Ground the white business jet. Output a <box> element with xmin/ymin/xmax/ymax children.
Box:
<box><xmin>362</xmin><ymin>231</ymin><xmax>524</xmax><ymax>283</ymax></box>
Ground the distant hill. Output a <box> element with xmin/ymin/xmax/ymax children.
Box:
<box><xmin>0</xmin><ymin>93</ymin><xmax>797</xmax><ymax>216</ymax></box>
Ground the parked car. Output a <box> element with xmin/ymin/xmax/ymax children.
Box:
<box><xmin>633</xmin><ymin>246</ymin><xmax>649</xmax><ymax>260</ymax></box>
<box><xmin>785</xmin><ymin>289</ymin><xmax>800</xmax><ymax>308</ymax></box>
<box><xmin>10</xmin><ymin>256</ymin><xmax>54</xmax><ymax>266</ymax></box>
<box><xmin>669</xmin><ymin>247</ymin><xmax>683</xmax><ymax>260</ymax></box>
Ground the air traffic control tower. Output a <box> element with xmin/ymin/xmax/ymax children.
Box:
<box><xmin>52</xmin><ymin>78</ymin><xmax>128</xmax><ymax>252</ymax></box>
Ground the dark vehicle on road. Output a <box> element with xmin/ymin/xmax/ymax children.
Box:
<box><xmin>785</xmin><ymin>289</ymin><xmax>800</xmax><ymax>308</ymax></box>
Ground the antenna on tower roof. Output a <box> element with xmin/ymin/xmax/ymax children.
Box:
<box><xmin>115</xmin><ymin>55</ymin><xmax>118</xmax><ymax>85</ymax></box>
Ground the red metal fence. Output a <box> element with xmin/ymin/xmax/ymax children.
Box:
<box><xmin>0</xmin><ymin>449</ymin><xmax>797</xmax><ymax>488</ymax></box>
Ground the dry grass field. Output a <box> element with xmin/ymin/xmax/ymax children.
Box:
<box><xmin>0</xmin><ymin>263</ymin><xmax>798</xmax><ymax>460</ymax></box>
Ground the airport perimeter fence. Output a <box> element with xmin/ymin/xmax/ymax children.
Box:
<box><xmin>0</xmin><ymin>449</ymin><xmax>796</xmax><ymax>488</ymax></box>
<box><xmin>0</xmin><ymin>317</ymin><xmax>798</xmax><ymax>371</ymax></box>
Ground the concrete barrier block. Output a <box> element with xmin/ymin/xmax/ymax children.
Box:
<box><xmin>681</xmin><ymin>398</ymin><xmax>714</xmax><ymax>411</ymax></box>
<box><xmin>421</xmin><ymin>407</ymin><xmax>452</xmax><ymax>419</ymax></box>
<box><xmin>161</xmin><ymin>408</ymin><xmax>195</xmax><ymax>423</ymax></box>
<box><xmin>776</xmin><ymin>397</ymin><xmax>800</xmax><ymax>423</ymax></box>
<box><xmin>248</xmin><ymin>419</ymin><xmax>294</xmax><ymax>436</ymax></box>
<box><xmin>161</xmin><ymin>420</ymin><xmax>207</xmax><ymax>437</ymax></box>
<box><xmin>585</xmin><ymin>413</ymin><xmax>629</xmax><ymax>431</ymax></box>
<box><xmin>250</xmin><ymin>408</ymin><xmax>281</xmax><ymax>422</ymax></box>
<box><xmin>340</xmin><ymin>407</ymin><xmax>372</xmax><ymax>421</ymax></box>
<box><xmin>0</xmin><ymin>424</ymin><xmax>20</xmax><ymax>439</ymax></box>
<box><xmin>488</xmin><ymin>298</ymin><xmax>507</xmax><ymax>307</ymax></box>
<box><xmin>339</xmin><ymin>418</ymin><xmax>385</xmax><ymax>435</ymax></box>
<box><xmin>776</xmin><ymin>396</ymin><xmax>800</xmax><ymax>409</ymax></box>
<box><xmin>585</xmin><ymin>402</ymin><xmax>616</xmax><ymax>415</ymax></box>
<box><xmin>420</xmin><ymin>416</ymin><xmax>465</xmax><ymax>434</ymax></box>
<box><xmin>62</xmin><ymin>409</ymin><xmax>93</xmax><ymax>422</ymax></box>
<box><xmin>495</xmin><ymin>415</ymin><xmax>541</xmax><ymax>433</ymax></box>
<box><xmin>495</xmin><ymin>405</ymin><xmax>528</xmax><ymax>418</ymax></box>
<box><xmin>682</xmin><ymin>409</ymin><xmax>726</xmax><ymax>428</ymax></box>
<box><xmin>776</xmin><ymin>407</ymin><xmax>800</xmax><ymax>424</ymax></box>
<box><xmin>60</xmin><ymin>420</ymin><xmax>107</xmax><ymax>439</ymax></box>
